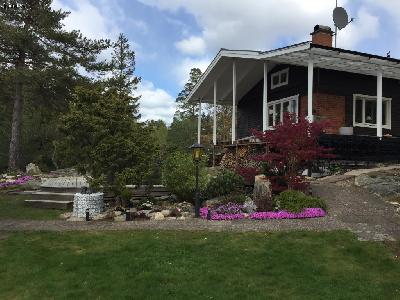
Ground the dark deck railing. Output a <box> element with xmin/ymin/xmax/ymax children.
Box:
<box><xmin>319</xmin><ymin>134</ymin><xmax>400</xmax><ymax>163</ymax></box>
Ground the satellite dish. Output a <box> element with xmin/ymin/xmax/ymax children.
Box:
<box><xmin>333</xmin><ymin>7</ymin><xmax>349</xmax><ymax>30</ymax></box>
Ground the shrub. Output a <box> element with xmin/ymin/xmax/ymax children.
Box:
<box><xmin>252</xmin><ymin>113</ymin><xmax>335</xmax><ymax>192</ymax></box>
<box><xmin>162</xmin><ymin>151</ymin><xmax>207</xmax><ymax>202</ymax></box>
<box><xmin>206</xmin><ymin>170</ymin><xmax>244</xmax><ymax>199</ymax></box>
<box><xmin>274</xmin><ymin>190</ymin><xmax>327</xmax><ymax>213</ymax></box>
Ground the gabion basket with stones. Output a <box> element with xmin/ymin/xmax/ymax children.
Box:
<box><xmin>72</xmin><ymin>193</ymin><xmax>104</xmax><ymax>218</ymax></box>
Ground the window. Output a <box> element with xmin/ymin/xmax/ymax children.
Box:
<box><xmin>267</xmin><ymin>95</ymin><xmax>299</xmax><ymax>128</ymax></box>
<box><xmin>353</xmin><ymin>94</ymin><xmax>391</xmax><ymax>129</ymax></box>
<box><xmin>271</xmin><ymin>68</ymin><xmax>289</xmax><ymax>89</ymax></box>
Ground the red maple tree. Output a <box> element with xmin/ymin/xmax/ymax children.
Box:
<box><xmin>249</xmin><ymin>114</ymin><xmax>335</xmax><ymax>192</ymax></box>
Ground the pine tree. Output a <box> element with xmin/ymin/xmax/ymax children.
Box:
<box><xmin>107</xmin><ymin>33</ymin><xmax>141</xmax><ymax>119</ymax></box>
<box><xmin>0</xmin><ymin>1</ymin><xmax>110</xmax><ymax>170</ymax></box>
<box><xmin>175</xmin><ymin>68</ymin><xmax>202</xmax><ymax>119</ymax></box>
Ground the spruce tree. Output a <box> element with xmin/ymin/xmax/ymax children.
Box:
<box><xmin>107</xmin><ymin>33</ymin><xmax>141</xmax><ymax>119</ymax></box>
<box><xmin>0</xmin><ymin>0</ymin><xmax>110</xmax><ymax>170</ymax></box>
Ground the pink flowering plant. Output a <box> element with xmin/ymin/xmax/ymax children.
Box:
<box><xmin>0</xmin><ymin>176</ymin><xmax>33</xmax><ymax>189</ymax></box>
<box><xmin>200</xmin><ymin>192</ymin><xmax>327</xmax><ymax>221</ymax></box>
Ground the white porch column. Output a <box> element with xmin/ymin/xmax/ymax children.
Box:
<box><xmin>307</xmin><ymin>60</ymin><xmax>314</xmax><ymax>122</ymax></box>
<box><xmin>263</xmin><ymin>61</ymin><xmax>268</xmax><ymax>131</ymax></box>
<box><xmin>197</xmin><ymin>100</ymin><xmax>202</xmax><ymax>144</ymax></box>
<box><xmin>213</xmin><ymin>80</ymin><xmax>217</xmax><ymax>145</ymax></box>
<box><xmin>377</xmin><ymin>70</ymin><xmax>383</xmax><ymax>138</ymax></box>
<box><xmin>232</xmin><ymin>59</ymin><xmax>237</xmax><ymax>143</ymax></box>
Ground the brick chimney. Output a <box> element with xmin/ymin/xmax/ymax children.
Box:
<box><xmin>311</xmin><ymin>25</ymin><xmax>333</xmax><ymax>47</ymax></box>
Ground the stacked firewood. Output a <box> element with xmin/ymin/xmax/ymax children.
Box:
<box><xmin>220</xmin><ymin>144</ymin><xmax>264</xmax><ymax>171</ymax></box>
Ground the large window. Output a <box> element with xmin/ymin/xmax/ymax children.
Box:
<box><xmin>271</xmin><ymin>68</ymin><xmax>289</xmax><ymax>89</ymax></box>
<box><xmin>353</xmin><ymin>94</ymin><xmax>391</xmax><ymax>129</ymax></box>
<box><xmin>268</xmin><ymin>95</ymin><xmax>299</xmax><ymax>128</ymax></box>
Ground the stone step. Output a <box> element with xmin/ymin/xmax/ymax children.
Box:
<box><xmin>24</xmin><ymin>199</ymin><xmax>73</xmax><ymax>210</ymax></box>
<box><xmin>40</xmin><ymin>186</ymin><xmax>81</xmax><ymax>193</ymax></box>
<box><xmin>17</xmin><ymin>191</ymin><xmax>75</xmax><ymax>201</ymax></box>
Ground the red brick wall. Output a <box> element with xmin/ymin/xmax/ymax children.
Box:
<box><xmin>300</xmin><ymin>93</ymin><xmax>346</xmax><ymax>134</ymax></box>
<box><xmin>312</xmin><ymin>33</ymin><xmax>333</xmax><ymax>47</ymax></box>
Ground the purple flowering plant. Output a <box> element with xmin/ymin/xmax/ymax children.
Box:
<box><xmin>0</xmin><ymin>176</ymin><xmax>33</xmax><ymax>189</ymax></box>
<box><xmin>200</xmin><ymin>202</ymin><xmax>326</xmax><ymax>221</ymax></box>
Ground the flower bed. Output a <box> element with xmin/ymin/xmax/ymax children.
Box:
<box><xmin>200</xmin><ymin>206</ymin><xmax>326</xmax><ymax>221</ymax></box>
<box><xmin>0</xmin><ymin>176</ymin><xmax>33</xmax><ymax>189</ymax></box>
<box><xmin>250</xmin><ymin>208</ymin><xmax>326</xmax><ymax>220</ymax></box>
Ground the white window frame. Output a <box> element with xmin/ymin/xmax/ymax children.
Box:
<box><xmin>271</xmin><ymin>68</ymin><xmax>289</xmax><ymax>89</ymax></box>
<box><xmin>353</xmin><ymin>94</ymin><xmax>391</xmax><ymax>129</ymax></box>
<box><xmin>267</xmin><ymin>94</ymin><xmax>299</xmax><ymax>129</ymax></box>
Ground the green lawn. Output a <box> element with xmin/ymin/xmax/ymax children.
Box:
<box><xmin>0</xmin><ymin>230</ymin><xmax>398</xmax><ymax>299</ymax></box>
<box><xmin>0</xmin><ymin>193</ymin><xmax>64</xmax><ymax>220</ymax></box>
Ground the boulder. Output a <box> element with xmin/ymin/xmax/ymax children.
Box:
<box><xmin>114</xmin><ymin>211</ymin><xmax>123</xmax><ymax>217</ymax></box>
<box><xmin>59</xmin><ymin>212</ymin><xmax>72</xmax><ymax>220</ymax></box>
<box><xmin>161</xmin><ymin>209</ymin><xmax>171</xmax><ymax>217</ymax></box>
<box><xmin>114</xmin><ymin>215</ymin><xmax>126</xmax><ymax>222</ymax></box>
<box><xmin>26</xmin><ymin>163</ymin><xmax>41</xmax><ymax>175</ymax></box>
<box><xmin>152</xmin><ymin>212</ymin><xmax>165</xmax><ymax>220</ymax></box>
<box><xmin>253</xmin><ymin>175</ymin><xmax>273</xmax><ymax>211</ymax></box>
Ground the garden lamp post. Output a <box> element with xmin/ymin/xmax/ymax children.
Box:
<box><xmin>190</xmin><ymin>143</ymin><xmax>204</xmax><ymax>217</ymax></box>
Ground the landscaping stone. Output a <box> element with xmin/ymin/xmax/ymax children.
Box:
<box><xmin>354</xmin><ymin>173</ymin><xmax>400</xmax><ymax>198</ymax></box>
<box><xmin>59</xmin><ymin>212</ymin><xmax>72</xmax><ymax>219</ymax></box>
<box><xmin>161</xmin><ymin>209</ymin><xmax>171</xmax><ymax>217</ymax></box>
<box><xmin>253</xmin><ymin>175</ymin><xmax>273</xmax><ymax>211</ymax></box>
<box><xmin>152</xmin><ymin>212</ymin><xmax>164</xmax><ymax>220</ymax></box>
<box><xmin>114</xmin><ymin>211</ymin><xmax>123</xmax><ymax>217</ymax></box>
<box><xmin>26</xmin><ymin>163</ymin><xmax>41</xmax><ymax>175</ymax></box>
<box><xmin>113</xmin><ymin>215</ymin><xmax>125</xmax><ymax>222</ymax></box>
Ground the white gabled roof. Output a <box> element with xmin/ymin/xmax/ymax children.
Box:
<box><xmin>187</xmin><ymin>41</ymin><xmax>400</xmax><ymax>105</ymax></box>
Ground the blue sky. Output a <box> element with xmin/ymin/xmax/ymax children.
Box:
<box><xmin>53</xmin><ymin>0</ymin><xmax>400</xmax><ymax>124</ymax></box>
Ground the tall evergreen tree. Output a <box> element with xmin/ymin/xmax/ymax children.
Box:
<box><xmin>175</xmin><ymin>68</ymin><xmax>202</xmax><ymax>119</ymax></box>
<box><xmin>0</xmin><ymin>1</ymin><xmax>110</xmax><ymax>170</ymax></box>
<box><xmin>107</xmin><ymin>33</ymin><xmax>141</xmax><ymax>119</ymax></box>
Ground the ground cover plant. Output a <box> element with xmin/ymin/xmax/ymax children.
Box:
<box><xmin>0</xmin><ymin>231</ymin><xmax>399</xmax><ymax>299</ymax></box>
<box><xmin>0</xmin><ymin>194</ymin><xmax>63</xmax><ymax>220</ymax></box>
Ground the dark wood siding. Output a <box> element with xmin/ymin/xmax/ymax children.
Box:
<box><xmin>237</xmin><ymin>64</ymin><xmax>400</xmax><ymax>138</ymax></box>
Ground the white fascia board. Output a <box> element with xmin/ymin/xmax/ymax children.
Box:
<box><xmin>186</xmin><ymin>50</ymin><xmax>224</xmax><ymax>104</ymax></box>
<box><xmin>186</xmin><ymin>49</ymin><xmax>262</xmax><ymax>103</ymax></box>
<box><xmin>259</xmin><ymin>42</ymin><xmax>311</xmax><ymax>59</ymax></box>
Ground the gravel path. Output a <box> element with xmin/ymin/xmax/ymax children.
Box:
<box><xmin>0</xmin><ymin>177</ymin><xmax>399</xmax><ymax>241</ymax></box>
<box><xmin>312</xmin><ymin>180</ymin><xmax>400</xmax><ymax>241</ymax></box>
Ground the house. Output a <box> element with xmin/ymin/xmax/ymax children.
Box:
<box><xmin>187</xmin><ymin>25</ymin><xmax>400</xmax><ymax>152</ymax></box>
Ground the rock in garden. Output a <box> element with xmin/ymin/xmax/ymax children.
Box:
<box><xmin>161</xmin><ymin>209</ymin><xmax>171</xmax><ymax>217</ymax></box>
<box><xmin>26</xmin><ymin>163</ymin><xmax>41</xmax><ymax>175</ymax></box>
<box><xmin>114</xmin><ymin>211</ymin><xmax>123</xmax><ymax>217</ymax></box>
<box><xmin>152</xmin><ymin>212</ymin><xmax>165</xmax><ymax>220</ymax></box>
<box><xmin>114</xmin><ymin>215</ymin><xmax>126</xmax><ymax>222</ymax></box>
<box><xmin>253</xmin><ymin>175</ymin><xmax>273</xmax><ymax>211</ymax></box>
<box><xmin>59</xmin><ymin>212</ymin><xmax>72</xmax><ymax>219</ymax></box>
<box><xmin>92</xmin><ymin>213</ymin><xmax>109</xmax><ymax>221</ymax></box>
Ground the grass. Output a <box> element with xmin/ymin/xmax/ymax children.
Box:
<box><xmin>0</xmin><ymin>230</ymin><xmax>399</xmax><ymax>299</ymax></box>
<box><xmin>0</xmin><ymin>193</ymin><xmax>64</xmax><ymax>220</ymax></box>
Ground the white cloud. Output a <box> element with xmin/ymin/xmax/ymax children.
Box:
<box><xmin>138</xmin><ymin>80</ymin><xmax>176</xmax><ymax>124</ymax></box>
<box><xmin>337</xmin><ymin>7</ymin><xmax>379</xmax><ymax>49</ymax></box>
<box><xmin>139</xmin><ymin>0</ymin><xmax>350</xmax><ymax>52</ymax></box>
<box><xmin>174</xmin><ymin>57</ymin><xmax>210</xmax><ymax>86</ymax></box>
<box><xmin>52</xmin><ymin>0</ymin><xmax>120</xmax><ymax>41</ymax></box>
<box><xmin>175</xmin><ymin>36</ymin><xmax>206</xmax><ymax>55</ymax></box>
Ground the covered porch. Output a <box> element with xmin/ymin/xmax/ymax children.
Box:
<box><xmin>187</xmin><ymin>42</ymin><xmax>400</xmax><ymax>145</ymax></box>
